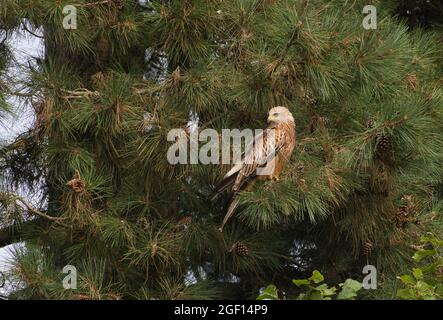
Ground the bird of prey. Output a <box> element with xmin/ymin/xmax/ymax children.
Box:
<box><xmin>213</xmin><ymin>106</ymin><xmax>296</xmax><ymax>231</ymax></box>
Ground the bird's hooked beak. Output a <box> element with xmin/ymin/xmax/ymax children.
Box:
<box><xmin>267</xmin><ymin>113</ymin><xmax>276</xmax><ymax>124</ymax></box>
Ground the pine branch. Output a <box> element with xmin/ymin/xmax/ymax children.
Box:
<box><xmin>0</xmin><ymin>218</ymin><xmax>42</xmax><ymax>248</ymax></box>
<box><xmin>14</xmin><ymin>196</ymin><xmax>66</xmax><ymax>222</ymax></box>
<box><xmin>0</xmin><ymin>192</ymin><xmax>66</xmax><ymax>222</ymax></box>
<box><xmin>77</xmin><ymin>0</ymin><xmax>118</xmax><ymax>7</ymax></box>
<box><xmin>60</xmin><ymin>88</ymin><xmax>100</xmax><ymax>100</ymax></box>
<box><xmin>21</xmin><ymin>23</ymin><xmax>43</xmax><ymax>39</ymax></box>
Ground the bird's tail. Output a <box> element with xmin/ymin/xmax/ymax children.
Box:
<box><xmin>218</xmin><ymin>196</ymin><xmax>240</xmax><ymax>232</ymax></box>
<box><xmin>211</xmin><ymin>172</ymin><xmax>239</xmax><ymax>201</ymax></box>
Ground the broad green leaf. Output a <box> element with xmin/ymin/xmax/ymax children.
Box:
<box><xmin>426</xmin><ymin>278</ymin><xmax>438</xmax><ymax>287</ymax></box>
<box><xmin>337</xmin><ymin>279</ymin><xmax>362</xmax><ymax>300</ymax></box>
<box><xmin>420</xmin><ymin>235</ymin><xmax>443</xmax><ymax>248</ymax></box>
<box><xmin>435</xmin><ymin>285</ymin><xmax>443</xmax><ymax>298</ymax></box>
<box><xmin>416</xmin><ymin>280</ymin><xmax>433</xmax><ymax>293</ymax></box>
<box><xmin>315</xmin><ymin>284</ymin><xmax>336</xmax><ymax>296</ymax></box>
<box><xmin>413</xmin><ymin>249</ymin><xmax>437</xmax><ymax>262</ymax></box>
<box><xmin>337</xmin><ymin>287</ymin><xmax>358</xmax><ymax>300</ymax></box>
<box><xmin>297</xmin><ymin>293</ymin><xmax>307</xmax><ymax>300</ymax></box>
<box><xmin>341</xmin><ymin>279</ymin><xmax>363</xmax><ymax>291</ymax></box>
<box><xmin>309</xmin><ymin>270</ymin><xmax>324</xmax><ymax>284</ymax></box>
<box><xmin>397</xmin><ymin>288</ymin><xmax>416</xmax><ymax>300</ymax></box>
<box><xmin>292</xmin><ymin>279</ymin><xmax>310</xmax><ymax>286</ymax></box>
<box><xmin>421</xmin><ymin>261</ymin><xmax>438</xmax><ymax>274</ymax></box>
<box><xmin>308</xmin><ymin>291</ymin><xmax>324</xmax><ymax>300</ymax></box>
<box><xmin>412</xmin><ymin>268</ymin><xmax>423</xmax><ymax>280</ymax></box>
<box><xmin>398</xmin><ymin>275</ymin><xmax>415</xmax><ymax>286</ymax></box>
<box><xmin>257</xmin><ymin>284</ymin><xmax>279</xmax><ymax>300</ymax></box>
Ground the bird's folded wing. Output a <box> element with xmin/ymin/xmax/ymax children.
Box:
<box><xmin>233</xmin><ymin>128</ymin><xmax>284</xmax><ymax>191</ymax></box>
<box><xmin>213</xmin><ymin>128</ymin><xmax>285</xmax><ymax>195</ymax></box>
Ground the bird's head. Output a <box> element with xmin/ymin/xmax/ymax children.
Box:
<box><xmin>267</xmin><ymin>106</ymin><xmax>295</xmax><ymax>125</ymax></box>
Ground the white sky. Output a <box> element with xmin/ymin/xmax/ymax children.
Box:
<box><xmin>0</xmin><ymin>29</ymin><xmax>44</xmax><ymax>281</ymax></box>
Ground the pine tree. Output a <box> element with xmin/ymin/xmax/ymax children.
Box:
<box><xmin>0</xmin><ymin>0</ymin><xmax>442</xmax><ymax>300</ymax></box>
<box><xmin>389</xmin><ymin>0</ymin><xmax>443</xmax><ymax>29</ymax></box>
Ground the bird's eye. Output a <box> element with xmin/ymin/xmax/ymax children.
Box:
<box><xmin>273</xmin><ymin>113</ymin><xmax>279</xmax><ymax>117</ymax></box>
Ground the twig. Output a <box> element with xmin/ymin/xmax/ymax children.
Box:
<box><xmin>60</xmin><ymin>88</ymin><xmax>100</xmax><ymax>100</ymax></box>
<box><xmin>22</xmin><ymin>23</ymin><xmax>44</xmax><ymax>39</ymax></box>
<box><xmin>77</xmin><ymin>0</ymin><xmax>116</xmax><ymax>7</ymax></box>
<box><xmin>0</xmin><ymin>33</ymin><xmax>7</xmax><ymax>46</ymax></box>
<box><xmin>274</xmin><ymin>27</ymin><xmax>300</xmax><ymax>70</ymax></box>
<box><xmin>15</xmin><ymin>197</ymin><xmax>67</xmax><ymax>222</ymax></box>
<box><xmin>0</xmin><ymin>192</ymin><xmax>67</xmax><ymax>222</ymax></box>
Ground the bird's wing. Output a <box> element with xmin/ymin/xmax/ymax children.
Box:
<box><xmin>232</xmin><ymin>127</ymin><xmax>286</xmax><ymax>192</ymax></box>
<box><xmin>213</xmin><ymin>126</ymin><xmax>287</xmax><ymax>196</ymax></box>
<box><xmin>213</xmin><ymin>130</ymin><xmax>265</xmax><ymax>195</ymax></box>
<box><xmin>217</xmin><ymin>127</ymin><xmax>287</xmax><ymax>231</ymax></box>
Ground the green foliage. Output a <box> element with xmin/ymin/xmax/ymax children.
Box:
<box><xmin>0</xmin><ymin>40</ymin><xmax>12</xmax><ymax>118</ymax></box>
<box><xmin>0</xmin><ymin>0</ymin><xmax>442</xmax><ymax>300</ymax></box>
<box><xmin>397</xmin><ymin>234</ymin><xmax>443</xmax><ymax>300</ymax></box>
<box><xmin>257</xmin><ymin>270</ymin><xmax>363</xmax><ymax>300</ymax></box>
<box><xmin>146</xmin><ymin>0</ymin><xmax>221</xmax><ymax>69</ymax></box>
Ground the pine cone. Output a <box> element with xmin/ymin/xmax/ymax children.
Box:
<box><xmin>96</xmin><ymin>37</ymin><xmax>110</xmax><ymax>64</ymax></box>
<box><xmin>394</xmin><ymin>195</ymin><xmax>419</xmax><ymax>228</ymax></box>
<box><xmin>303</xmin><ymin>91</ymin><xmax>319</xmax><ymax>106</ymax></box>
<box><xmin>405</xmin><ymin>73</ymin><xmax>418</xmax><ymax>91</ymax></box>
<box><xmin>394</xmin><ymin>206</ymin><xmax>409</xmax><ymax>228</ymax></box>
<box><xmin>67</xmin><ymin>171</ymin><xmax>86</xmax><ymax>193</ymax></box>
<box><xmin>234</xmin><ymin>243</ymin><xmax>249</xmax><ymax>257</ymax></box>
<box><xmin>112</xmin><ymin>0</ymin><xmax>124</xmax><ymax>9</ymax></box>
<box><xmin>362</xmin><ymin>241</ymin><xmax>374</xmax><ymax>256</ymax></box>
<box><xmin>90</xmin><ymin>71</ymin><xmax>106</xmax><ymax>88</ymax></box>
<box><xmin>375</xmin><ymin>133</ymin><xmax>390</xmax><ymax>156</ymax></box>
<box><xmin>175</xmin><ymin>216</ymin><xmax>192</xmax><ymax>230</ymax></box>
<box><xmin>366</xmin><ymin>118</ymin><xmax>376</xmax><ymax>129</ymax></box>
<box><xmin>296</xmin><ymin>163</ymin><xmax>305</xmax><ymax>174</ymax></box>
<box><xmin>136</xmin><ymin>216</ymin><xmax>150</xmax><ymax>229</ymax></box>
<box><xmin>309</xmin><ymin>114</ymin><xmax>328</xmax><ymax>133</ymax></box>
